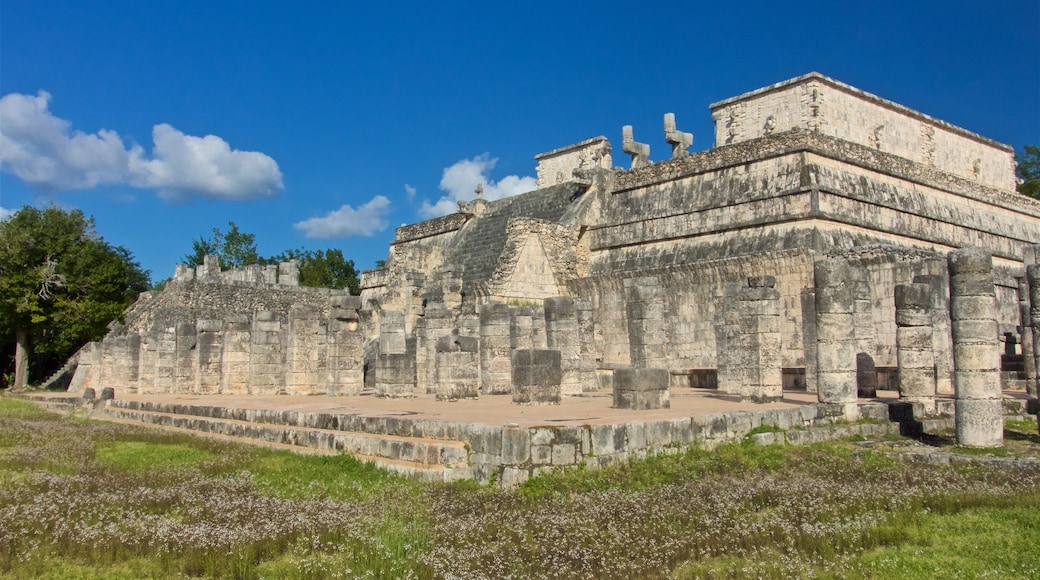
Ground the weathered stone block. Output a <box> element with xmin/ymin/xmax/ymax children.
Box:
<box><xmin>955</xmin><ymin>398</ymin><xmax>1003</xmax><ymax>448</ymax></box>
<box><xmin>612</xmin><ymin>367</ymin><xmax>670</xmax><ymax>410</ymax></box>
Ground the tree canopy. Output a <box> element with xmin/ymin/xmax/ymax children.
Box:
<box><xmin>0</xmin><ymin>206</ymin><xmax>150</xmax><ymax>388</ymax></box>
<box><xmin>1016</xmin><ymin>145</ymin><xmax>1040</xmax><ymax>199</ymax></box>
<box><xmin>182</xmin><ymin>221</ymin><xmax>262</xmax><ymax>269</ymax></box>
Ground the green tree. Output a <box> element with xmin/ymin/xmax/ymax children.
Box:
<box><xmin>1017</xmin><ymin>145</ymin><xmax>1040</xmax><ymax>199</ymax></box>
<box><xmin>270</xmin><ymin>248</ymin><xmax>361</xmax><ymax>294</ymax></box>
<box><xmin>0</xmin><ymin>206</ymin><xmax>150</xmax><ymax>389</ymax></box>
<box><xmin>182</xmin><ymin>222</ymin><xmax>262</xmax><ymax>270</ymax></box>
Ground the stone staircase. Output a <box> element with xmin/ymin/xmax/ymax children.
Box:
<box><xmin>9</xmin><ymin>391</ymin><xmax>1035</xmax><ymax>484</ymax></box>
<box><xmin>97</xmin><ymin>399</ymin><xmax>472</xmax><ymax>482</ymax></box>
<box><xmin>35</xmin><ymin>355</ymin><xmax>79</xmax><ymax>391</ymax></box>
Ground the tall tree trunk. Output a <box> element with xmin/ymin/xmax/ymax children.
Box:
<box><xmin>13</xmin><ymin>328</ymin><xmax>29</xmax><ymax>390</ymax></box>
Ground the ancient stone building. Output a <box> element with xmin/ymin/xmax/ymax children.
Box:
<box><xmin>68</xmin><ymin>73</ymin><xmax>1040</xmax><ymax>409</ymax></box>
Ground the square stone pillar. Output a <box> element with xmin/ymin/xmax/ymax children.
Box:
<box><xmin>739</xmin><ymin>277</ymin><xmax>783</xmax><ymax>403</ymax></box>
<box><xmin>249</xmin><ymin>311</ymin><xmax>285</xmax><ymax>395</ymax></box>
<box><xmin>1025</xmin><ymin>267</ymin><xmax>1040</xmax><ymax>397</ymax></box>
<box><xmin>895</xmin><ymin>283</ymin><xmax>936</xmax><ymax>412</ymax></box>
<box><xmin>417</xmin><ymin>304</ymin><xmax>453</xmax><ymax>394</ymax></box>
<box><xmin>613</xmin><ymin>367</ymin><xmax>670</xmax><ymax>409</ymax></box>
<box><xmin>544</xmin><ymin>297</ymin><xmax>584</xmax><ymax>396</ymax></box>
<box><xmin>375</xmin><ymin>353</ymin><xmax>415</xmax><ymax>398</ymax></box>
<box><xmin>624</xmin><ymin>276</ymin><xmax>667</xmax><ymax>368</ymax></box>
<box><xmin>575</xmin><ymin>299</ymin><xmax>599</xmax><ymax>393</ymax></box>
<box><xmin>174</xmin><ymin>323</ymin><xmax>197</xmax><ymax>392</ymax></box>
<box><xmin>221</xmin><ymin>315</ymin><xmax>251</xmax><ymax>395</ymax></box>
<box><xmin>328</xmin><ymin>296</ymin><xmax>363</xmax><ymax>396</ymax></box>
<box><xmin>814</xmin><ymin>258</ymin><xmax>859</xmax><ymax>418</ymax></box>
<box><xmin>511</xmin><ymin>349</ymin><xmax>562</xmax><ymax>405</ymax></box>
<box><xmin>154</xmin><ymin>327</ymin><xmax>176</xmax><ymax>393</ymax></box>
<box><xmin>949</xmin><ymin>248</ymin><xmax>1002</xmax><ymax>447</ymax></box>
<box><xmin>1019</xmin><ymin>278</ymin><xmax>1035</xmax><ymax>399</ymax></box>
<box><xmin>286</xmin><ymin>305</ymin><xmax>322</xmax><ymax>395</ymax></box>
<box><xmin>913</xmin><ymin>274</ymin><xmax>955</xmax><ymax>395</ymax></box>
<box><xmin>435</xmin><ymin>335</ymin><xmax>480</xmax><ymax>400</ymax></box>
<box><xmin>480</xmin><ymin>303</ymin><xmax>513</xmax><ymax>394</ymax></box>
<box><xmin>136</xmin><ymin>335</ymin><xmax>156</xmax><ymax>394</ymax></box>
<box><xmin>195</xmin><ymin>319</ymin><xmax>223</xmax><ymax>395</ymax></box>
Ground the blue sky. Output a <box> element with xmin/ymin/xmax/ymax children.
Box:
<box><xmin>1</xmin><ymin>1</ymin><xmax>1038</xmax><ymax>282</ymax></box>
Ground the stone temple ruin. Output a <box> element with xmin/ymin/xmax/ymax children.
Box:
<box><xmin>61</xmin><ymin>73</ymin><xmax>1040</xmax><ymax>458</ymax></box>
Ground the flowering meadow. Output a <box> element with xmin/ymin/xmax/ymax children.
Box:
<box><xmin>1</xmin><ymin>395</ymin><xmax>1039</xmax><ymax>579</ymax></box>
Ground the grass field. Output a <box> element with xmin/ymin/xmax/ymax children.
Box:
<box><xmin>1</xmin><ymin>395</ymin><xmax>1038</xmax><ymax>579</ymax></box>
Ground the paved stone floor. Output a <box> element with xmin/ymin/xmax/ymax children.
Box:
<box><xmin>28</xmin><ymin>387</ymin><xmax>945</xmax><ymax>429</ymax></box>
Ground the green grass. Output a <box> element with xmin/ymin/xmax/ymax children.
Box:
<box><xmin>248</xmin><ymin>447</ymin><xmax>413</xmax><ymax>501</ymax></box>
<box><xmin>94</xmin><ymin>441</ymin><xmax>214</xmax><ymax>471</ymax></box>
<box><xmin>854</xmin><ymin>507</ymin><xmax>1040</xmax><ymax>579</ymax></box>
<box><xmin>1</xmin><ymin>396</ymin><xmax>1039</xmax><ymax>579</ymax></box>
<box><xmin>0</xmin><ymin>396</ymin><xmax>53</xmax><ymax>420</ymax></box>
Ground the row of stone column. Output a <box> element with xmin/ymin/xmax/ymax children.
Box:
<box><xmin>85</xmin><ymin>298</ymin><xmax>364</xmax><ymax>396</ymax></box>
<box><xmin>815</xmin><ymin>248</ymin><xmax>1018</xmax><ymax>447</ymax></box>
<box><xmin>382</xmin><ymin>296</ymin><xmax>598</xmax><ymax>400</ymax></box>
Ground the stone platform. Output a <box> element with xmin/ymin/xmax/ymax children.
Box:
<box><xmin>13</xmin><ymin>388</ymin><xmax>1036</xmax><ymax>486</ymax></box>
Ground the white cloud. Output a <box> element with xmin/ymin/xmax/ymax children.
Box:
<box><xmin>418</xmin><ymin>153</ymin><xmax>536</xmax><ymax>218</ymax></box>
<box><xmin>0</xmin><ymin>206</ymin><xmax>14</xmax><ymax>220</ymax></box>
<box><xmin>404</xmin><ymin>183</ymin><xmax>416</xmax><ymax>199</ymax></box>
<box><xmin>133</xmin><ymin>124</ymin><xmax>283</xmax><ymax>201</ymax></box>
<box><xmin>0</xmin><ymin>91</ymin><xmax>283</xmax><ymax>200</ymax></box>
<box><xmin>293</xmin><ymin>195</ymin><xmax>392</xmax><ymax>239</ymax></box>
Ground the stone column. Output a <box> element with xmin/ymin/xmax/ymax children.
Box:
<box><xmin>221</xmin><ymin>315</ymin><xmax>251</xmax><ymax>394</ymax></box>
<box><xmin>814</xmin><ymin>258</ymin><xmax>859</xmax><ymax>417</ymax></box>
<box><xmin>913</xmin><ymin>274</ymin><xmax>954</xmax><ymax>395</ymax></box>
<box><xmin>624</xmin><ymin>276</ymin><xmax>667</xmax><ymax>368</ymax></box>
<box><xmin>738</xmin><ymin>276</ymin><xmax>783</xmax><ymax>403</ymax></box>
<box><xmin>379</xmin><ymin>310</ymin><xmax>407</xmax><ymax>356</ymax></box>
<box><xmin>286</xmin><ymin>305</ymin><xmax>322</xmax><ymax>395</ymax></box>
<box><xmin>715</xmin><ymin>286</ymin><xmax>742</xmax><ymax>396</ymax></box>
<box><xmin>417</xmin><ymin>304</ymin><xmax>453</xmax><ymax>394</ymax></box>
<box><xmin>800</xmin><ymin>288</ymin><xmax>818</xmax><ymax>393</ymax></box>
<box><xmin>375</xmin><ymin>353</ymin><xmax>415</xmax><ymax>397</ymax></box>
<box><xmin>1028</xmin><ymin>265</ymin><xmax>1040</xmax><ymax>398</ymax></box>
<box><xmin>544</xmin><ymin>297</ymin><xmax>583</xmax><ymax>396</ymax></box>
<box><xmin>328</xmin><ymin>296</ymin><xmax>363</xmax><ymax>396</ymax></box>
<box><xmin>195</xmin><ymin>319</ymin><xmax>223</xmax><ymax>395</ymax></box>
<box><xmin>435</xmin><ymin>335</ymin><xmax>480</xmax><ymax>400</ymax></box>
<box><xmin>852</xmin><ymin>272</ymin><xmax>878</xmax><ymax>397</ymax></box>
<box><xmin>136</xmin><ymin>335</ymin><xmax>156</xmax><ymax>394</ymax></box>
<box><xmin>479</xmin><ymin>303</ymin><xmax>513</xmax><ymax>394</ymax></box>
<box><xmin>511</xmin><ymin>306</ymin><xmax>535</xmax><ymax>351</ymax></box>
<box><xmin>613</xmin><ymin>367</ymin><xmax>670</xmax><ymax>409</ymax></box>
<box><xmin>1020</xmin><ymin>275</ymin><xmax>1037</xmax><ymax>397</ymax></box>
<box><xmin>895</xmin><ymin>283</ymin><xmax>936</xmax><ymax>412</ymax></box>
<box><xmin>97</xmin><ymin>337</ymin><xmax>116</xmax><ymax>390</ymax></box>
<box><xmin>250</xmin><ymin>311</ymin><xmax>285</xmax><ymax>395</ymax></box>
<box><xmin>154</xmin><ymin>327</ymin><xmax>176</xmax><ymax>393</ymax></box>
<box><xmin>575</xmin><ymin>299</ymin><xmax>599</xmax><ymax>393</ymax></box>
<box><xmin>949</xmin><ymin>248</ymin><xmax>1002</xmax><ymax>447</ymax></box>
<box><xmin>511</xmin><ymin>349</ymin><xmax>562</xmax><ymax>405</ymax></box>
<box><xmin>174</xmin><ymin>323</ymin><xmax>197</xmax><ymax>392</ymax></box>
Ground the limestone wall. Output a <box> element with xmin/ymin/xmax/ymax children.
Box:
<box><xmin>534</xmin><ymin>136</ymin><xmax>612</xmax><ymax>187</ymax></box>
<box><xmin>710</xmin><ymin>72</ymin><xmax>1016</xmax><ymax>191</ymax></box>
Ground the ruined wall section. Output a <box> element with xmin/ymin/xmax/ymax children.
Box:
<box><xmin>710</xmin><ymin>72</ymin><xmax>1016</xmax><ymax>191</ymax></box>
<box><xmin>119</xmin><ymin>278</ymin><xmax>344</xmax><ymax>337</ymax></box>
<box><xmin>571</xmin><ymin>250</ymin><xmax>817</xmax><ymax>372</ymax></box>
<box><xmin>594</xmin><ymin>131</ymin><xmax>1039</xmax><ymax>278</ymax></box>
<box><xmin>485</xmin><ymin>218</ymin><xmax>582</xmax><ymax>303</ymax></box>
<box><xmin>434</xmin><ymin>182</ymin><xmax>588</xmax><ymax>295</ymax></box>
<box><xmin>359</xmin><ymin>212</ymin><xmax>468</xmax><ymax>307</ymax></box>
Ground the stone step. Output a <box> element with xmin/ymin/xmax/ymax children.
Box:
<box><xmin>97</xmin><ymin>410</ymin><xmax>462</xmax><ymax>482</ymax></box>
<box><xmin>98</xmin><ymin>405</ymin><xmax>472</xmax><ymax>481</ymax></box>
